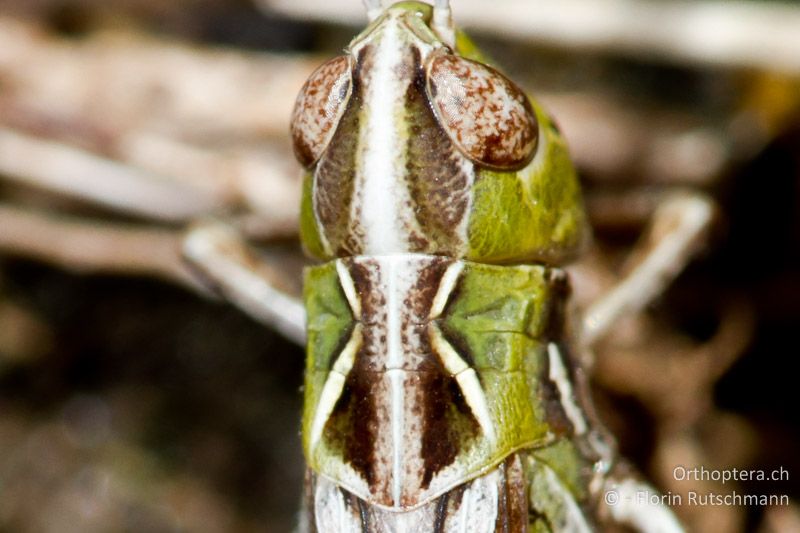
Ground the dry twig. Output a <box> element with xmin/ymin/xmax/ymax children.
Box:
<box><xmin>0</xmin><ymin>127</ymin><xmax>225</xmax><ymax>221</ymax></box>
<box><xmin>261</xmin><ymin>0</ymin><xmax>800</xmax><ymax>75</ymax></box>
<box><xmin>0</xmin><ymin>203</ymin><xmax>198</xmax><ymax>288</ymax></box>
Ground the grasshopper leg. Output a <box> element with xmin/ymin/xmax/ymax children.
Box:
<box><xmin>581</xmin><ymin>192</ymin><xmax>715</xmax><ymax>346</ymax></box>
<box><xmin>182</xmin><ymin>221</ymin><xmax>306</xmax><ymax>344</ymax></box>
<box><xmin>601</xmin><ymin>476</ymin><xmax>685</xmax><ymax>533</ymax></box>
<box><xmin>570</xmin><ymin>193</ymin><xmax>714</xmax><ymax>531</ymax></box>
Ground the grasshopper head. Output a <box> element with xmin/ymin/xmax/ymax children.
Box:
<box><xmin>292</xmin><ymin>1</ymin><xmax>585</xmax><ymax>265</ymax></box>
<box><xmin>291</xmin><ymin>1</ymin><xmax>538</xmax><ymax>172</ymax></box>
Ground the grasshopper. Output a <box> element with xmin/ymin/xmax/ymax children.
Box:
<box><xmin>279</xmin><ymin>1</ymin><xmax>694</xmax><ymax>531</ymax></box>
<box><xmin>179</xmin><ymin>0</ymin><xmax>711</xmax><ymax>530</ymax></box>
<box><xmin>0</xmin><ymin>3</ymin><xmax>725</xmax><ymax>530</ymax></box>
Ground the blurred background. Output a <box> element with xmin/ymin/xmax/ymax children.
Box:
<box><xmin>0</xmin><ymin>0</ymin><xmax>799</xmax><ymax>531</ymax></box>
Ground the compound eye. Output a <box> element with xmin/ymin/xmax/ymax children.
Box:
<box><xmin>291</xmin><ymin>55</ymin><xmax>352</xmax><ymax>168</ymax></box>
<box><xmin>426</xmin><ymin>54</ymin><xmax>538</xmax><ymax>169</ymax></box>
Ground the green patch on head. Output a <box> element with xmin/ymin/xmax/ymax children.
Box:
<box><xmin>299</xmin><ymin>171</ymin><xmax>327</xmax><ymax>259</ymax></box>
<box><xmin>454</xmin><ymin>29</ymin><xmax>493</xmax><ymax>65</ymax></box>
<box><xmin>389</xmin><ymin>1</ymin><xmax>433</xmax><ymax>21</ymax></box>
<box><xmin>467</xmin><ymin>103</ymin><xmax>587</xmax><ymax>265</ymax></box>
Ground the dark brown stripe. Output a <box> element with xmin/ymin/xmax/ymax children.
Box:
<box><xmin>404</xmin><ymin>47</ymin><xmax>472</xmax><ymax>256</ymax></box>
<box><xmin>347</xmin><ymin>259</ymin><xmax>384</xmax><ymax>323</ymax></box>
<box><xmin>407</xmin><ymin>257</ymin><xmax>452</xmax><ymax>321</ymax></box>
<box><xmin>418</xmin><ymin>365</ymin><xmax>480</xmax><ymax>488</ymax></box>
<box><xmin>323</xmin><ymin>367</ymin><xmax>378</xmax><ymax>487</ymax></box>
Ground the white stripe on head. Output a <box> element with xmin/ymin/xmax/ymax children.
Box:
<box><xmin>355</xmin><ymin>20</ymin><xmax>408</xmax><ymax>253</ymax></box>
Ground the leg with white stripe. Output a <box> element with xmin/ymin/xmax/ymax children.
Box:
<box><xmin>544</xmin><ymin>339</ymin><xmax>685</xmax><ymax>532</ymax></box>
<box><xmin>182</xmin><ymin>221</ymin><xmax>306</xmax><ymax>344</ymax></box>
<box><xmin>602</xmin><ymin>476</ymin><xmax>684</xmax><ymax>533</ymax></box>
<box><xmin>574</xmin><ymin>193</ymin><xmax>713</xmax><ymax>531</ymax></box>
<box><xmin>581</xmin><ymin>192</ymin><xmax>715</xmax><ymax>346</ymax></box>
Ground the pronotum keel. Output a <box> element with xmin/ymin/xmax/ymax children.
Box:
<box><xmin>290</xmin><ymin>2</ymin><xmax>680</xmax><ymax>531</ymax></box>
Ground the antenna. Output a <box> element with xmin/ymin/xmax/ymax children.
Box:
<box><xmin>363</xmin><ymin>0</ymin><xmax>382</xmax><ymax>21</ymax></box>
<box><xmin>432</xmin><ymin>0</ymin><xmax>456</xmax><ymax>47</ymax></box>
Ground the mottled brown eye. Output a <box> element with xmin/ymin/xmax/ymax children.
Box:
<box><xmin>426</xmin><ymin>54</ymin><xmax>538</xmax><ymax>169</ymax></box>
<box><xmin>290</xmin><ymin>55</ymin><xmax>352</xmax><ymax>168</ymax></box>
